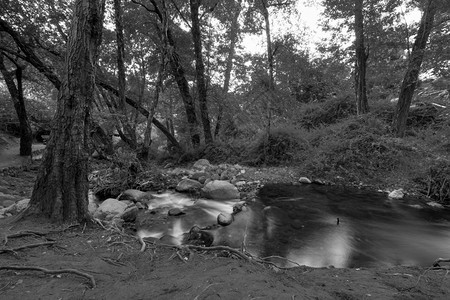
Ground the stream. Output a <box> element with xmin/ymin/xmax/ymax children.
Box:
<box><xmin>137</xmin><ymin>183</ymin><xmax>450</xmax><ymax>268</ymax></box>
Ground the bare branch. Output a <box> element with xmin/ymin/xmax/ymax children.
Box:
<box><xmin>169</xmin><ymin>0</ymin><xmax>191</xmax><ymax>28</ymax></box>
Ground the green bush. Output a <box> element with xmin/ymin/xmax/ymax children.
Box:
<box><xmin>297</xmin><ymin>95</ymin><xmax>356</xmax><ymax>129</ymax></box>
<box><xmin>303</xmin><ymin>116</ymin><xmax>407</xmax><ymax>183</ymax></box>
<box><xmin>244</xmin><ymin>126</ymin><xmax>310</xmax><ymax>166</ymax></box>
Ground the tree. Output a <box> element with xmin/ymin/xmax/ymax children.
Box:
<box><xmin>0</xmin><ymin>52</ymin><xmax>33</xmax><ymax>156</ymax></box>
<box><xmin>393</xmin><ymin>0</ymin><xmax>438</xmax><ymax>137</ymax></box>
<box><xmin>27</xmin><ymin>0</ymin><xmax>105</xmax><ymax>222</ymax></box>
<box><xmin>113</xmin><ymin>0</ymin><xmax>137</xmax><ymax>148</ymax></box>
<box><xmin>214</xmin><ymin>0</ymin><xmax>242</xmax><ymax>137</ymax></box>
<box><xmin>131</xmin><ymin>0</ymin><xmax>201</xmax><ymax>148</ymax></box>
<box><xmin>190</xmin><ymin>0</ymin><xmax>213</xmax><ymax>144</ymax></box>
<box><xmin>354</xmin><ymin>0</ymin><xmax>369</xmax><ymax>114</ymax></box>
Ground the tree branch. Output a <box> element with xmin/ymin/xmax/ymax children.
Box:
<box><xmin>169</xmin><ymin>0</ymin><xmax>191</xmax><ymax>28</ymax></box>
<box><xmin>96</xmin><ymin>78</ymin><xmax>182</xmax><ymax>150</ymax></box>
<box><xmin>0</xmin><ymin>18</ymin><xmax>61</xmax><ymax>90</ymax></box>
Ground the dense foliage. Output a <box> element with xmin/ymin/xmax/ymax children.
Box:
<box><xmin>0</xmin><ymin>0</ymin><xmax>449</xmax><ymax>208</ymax></box>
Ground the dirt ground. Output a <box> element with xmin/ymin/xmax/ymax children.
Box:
<box><xmin>1</xmin><ymin>144</ymin><xmax>450</xmax><ymax>299</ymax></box>
<box><xmin>1</xmin><ymin>216</ymin><xmax>450</xmax><ymax>300</ymax></box>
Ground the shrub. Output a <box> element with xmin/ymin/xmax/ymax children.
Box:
<box><xmin>244</xmin><ymin>126</ymin><xmax>310</xmax><ymax>166</ymax></box>
<box><xmin>297</xmin><ymin>95</ymin><xmax>356</xmax><ymax>129</ymax></box>
<box><xmin>303</xmin><ymin>116</ymin><xmax>407</xmax><ymax>183</ymax></box>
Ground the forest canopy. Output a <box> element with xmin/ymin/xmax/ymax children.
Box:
<box><xmin>0</xmin><ymin>0</ymin><xmax>449</xmax><ymax>221</ymax></box>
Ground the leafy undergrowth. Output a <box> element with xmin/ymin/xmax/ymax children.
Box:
<box><xmin>193</xmin><ymin>98</ymin><xmax>450</xmax><ymax>203</ymax></box>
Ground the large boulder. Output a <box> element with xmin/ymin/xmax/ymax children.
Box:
<box><xmin>175</xmin><ymin>178</ymin><xmax>203</xmax><ymax>193</ymax></box>
<box><xmin>201</xmin><ymin>180</ymin><xmax>240</xmax><ymax>200</ymax></box>
<box><xmin>94</xmin><ymin>198</ymin><xmax>128</xmax><ymax>220</ymax></box>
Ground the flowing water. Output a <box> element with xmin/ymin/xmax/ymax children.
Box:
<box><xmin>137</xmin><ymin>183</ymin><xmax>450</xmax><ymax>268</ymax></box>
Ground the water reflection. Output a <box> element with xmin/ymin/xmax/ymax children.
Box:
<box><xmin>137</xmin><ymin>184</ymin><xmax>450</xmax><ymax>268</ymax></box>
<box><xmin>251</xmin><ymin>184</ymin><xmax>450</xmax><ymax>268</ymax></box>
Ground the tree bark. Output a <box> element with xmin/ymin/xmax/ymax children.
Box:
<box><xmin>354</xmin><ymin>0</ymin><xmax>369</xmax><ymax>115</ymax></box>
<box><xmin>113</xmin><ymin>0</ymin><xmax>136</xmax><ymax>148</ymax></box>
<box><xmin>215</xmin><ymin>0</ymin><xmax>241</xmax><ymax>137</ymax></box>
<box><xmin>28</xmin><ymin>0</ymin><xmax>105</xmax><ymax>223</ymax></box>
<box><xmin>0</xmin><ymin>53</ymin><xmax>33</xmax><ymax>156</ymax></box>
<box><xmin>190</xmin><ymin>0</ymin><xmax>213</xmax><ymax>144</ymax></box>
<box><xmin>393</xmin><ymin>0</ymin><xmax>437</xmax><ymax>137</ymax></box>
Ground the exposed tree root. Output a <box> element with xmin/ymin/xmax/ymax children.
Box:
<box><xmin>3</xmin><ymin>224</ymin><xmax>79</xmax><ymax>246</ymax></box>
<box><xmin>401</xmin><ymin>259</ymin><xmax>450</xmax><ymax>291</ymax></box>
<box><xmin>0</xmin><ymin>265</ymin><xmax>96</xmax><ymax>288</ymax></box>
<box><xmin>433</xmin><ymin>258</ymin><xmax>450</xmax><ymax>267</ymax></box>
<box><xmin>0</xmin><ymin>241</ymin><xmax>56</xmax><ymax>255</ymax></box>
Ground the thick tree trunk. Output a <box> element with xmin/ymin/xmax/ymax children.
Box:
<box><xmin>215</xmin><ymin>0</ymin><xmax>241</xmax><ymax>137</ymax></box>
<box><xmin>354</xmin><ymin>0</ymin><xmax>369</xmax><ymax>115</ymax></box>
<box><xmin>113</xmin><ymin>0</ymin><xmax>136</xmax><ymax>148</ymax></box>
<box><xmin>28</xmin><ymin>0</ymin><xmax>105</xmax><ymax>223</ymax></box>
<box><xmin>393</xmin><ymin>0</ymin><xmax>437</xmax><ymax>137</ymax></box>
<box><xmin>0</xmin><ymin>53</ymin><xmax>33</xmax><ymax>156</ymax></box>
<box><xmin>190</xmin><ymin>0</ymin><xmax>213</xmax><ymax>144</ymax></box>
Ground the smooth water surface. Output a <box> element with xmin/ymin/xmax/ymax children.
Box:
<box><xmin>137</xmin><ymin>184</ymin><xmax>450</xmax><ymax>268</ymax></box>
<box><xmin>241</xmin><ymin>184</ymin><xmax>450</xmax><ymax>268</ymax></box>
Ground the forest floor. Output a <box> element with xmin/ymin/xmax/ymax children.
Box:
<box><xmin>0</xmin><ymin>157</ymin><xmax>450</xmax><ymax>300</ymax></box>
<box><xmin>1</xmin><ymin>139</ymin><xmax>450</xmax><ymax>299</ymax></box>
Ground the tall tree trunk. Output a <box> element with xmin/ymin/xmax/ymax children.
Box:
<box><xmin>354</xmin><ymin>0</ymin><xmax>369</xmax><ymax>115</ymax></box>
<box><xmin>0</xmin><ymin>53</ymin><xmax>33</xmax><ymax>156</ymax></box>
<box><xmin>28</xmin><ymin>0</ymin><xmax>105</xmax><ymax>223</ymax></box>
<box><xmin>165</xmin><ymin>31</ymin><xmax>200</xmax><ymax>148</ymax></box>
<box><xmin>261</xmin><ymin>0</ymin><xmax>274</xmax><ymax>163</ymax></box>
<box><xmin>215</xmin><ymin>0</ymin><xmax>241</xmax><ymax>137</ymax></box>
<box><xmin>190</xmin><ymin>0</ymin><xmax>213</xmax><ymax>144</ymax></box>
<box><xmin>146</xmin><ymin>0</ymin><xmax>200</xmax><ymax>148</ymax></box>
<box><xmin>139</xmin><ymin>54</ymin><xmax>165</xmax><ymax>160</ymax></box>
<box><xmin>113</xmin><ymin>0</ymin><xmax>136</xmax><ymax>148</ymax></box>
<box><xmin>393</xmin><ymin>0</ymin><xmax>437</xmax><ymax>137</ymax></box>
<box><xmin>261</xmin><ymin>1</ymin><xmax>274</xmax><ymax>92</ymax></box>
